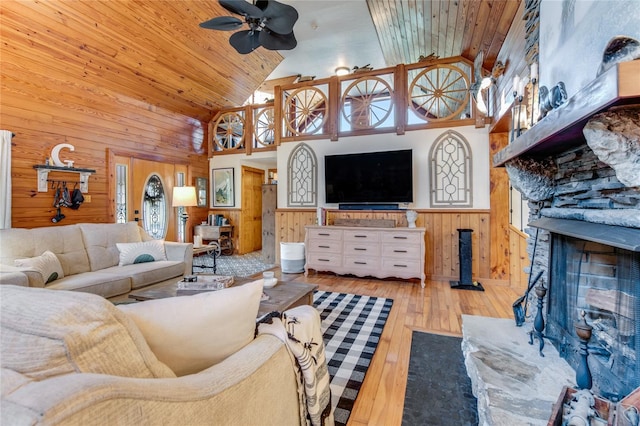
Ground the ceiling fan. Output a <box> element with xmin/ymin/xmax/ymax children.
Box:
<box><xmin>200</xmin><ymin>0</ymin><xmax>299</xmax><ymax>54</ymax></box>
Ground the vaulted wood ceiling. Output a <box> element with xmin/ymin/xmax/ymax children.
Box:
<box><xmin>367</xmin><ymin>0</ymin><xmax>521</xmax><ymax>72</ymax></box>
<box><xmin>1</xmin><ymin>0</ymin><xmax>521</xmax><ymax>123</ymax></box>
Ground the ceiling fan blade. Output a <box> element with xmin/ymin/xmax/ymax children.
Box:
<box><xmin>199</xmin><ymin>16</ymin><xmax>243</xmax><ymax>31</ymax></box>
<box><xmin>219</xmin><ymin>0</ymin><xmax>262</xmax><ymax>18</ymax></box>
<box><xmin>258</xmin><ymin>29</ymin><xmax>297</xmax><ymax>51</ymax></box>
<box><xmin>261</xmin><ymin>0</ymin><xmax>298</xmax><ymax>34</ymax></box>
<box><xmin>229</xmin><ymin>30</ymin><xmax>261</xmax><ymax>54</ymax></box>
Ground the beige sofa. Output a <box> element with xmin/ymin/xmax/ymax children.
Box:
<box><xmin>0</xmin><ymin>222</ymin><xmax>192</xmax><ymax>298</ymax></box>
<box><xmin>0</xmin><ymin>284</ymin><xmax>314</xmax><ymax>425</ymax></box>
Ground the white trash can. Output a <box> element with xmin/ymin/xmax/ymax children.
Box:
<box><xmin>280</xmin><ymin>242</ymin><xmax>305</xmax><ymax>273</ymax></box>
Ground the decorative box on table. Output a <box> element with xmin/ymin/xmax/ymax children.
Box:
<box><xmin>176</xmin><ymin>274</ymin><xmax>234</xmax><ymax>295</ymax></box>
<box><xmin>548</xmin><ymin>386</ymin><xmax>640</xmax><ymax>426</ymax></box>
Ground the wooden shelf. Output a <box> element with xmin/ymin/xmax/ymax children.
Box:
<box><xmin>492</xmin><ymin>61</ymin><xmax>640</xmax><ymax>167</ymax></box>
<box><xmin>33</xmin><ymin>164</ymin><xmax>96</xmax><ymax>193</ymax></box>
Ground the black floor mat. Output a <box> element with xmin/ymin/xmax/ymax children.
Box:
<box><xmin>402</xmin><ymin>331</ymin><xmax>478</xmax><ymax>426</ymax></box>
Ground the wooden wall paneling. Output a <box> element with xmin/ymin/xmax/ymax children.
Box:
<box><xmin>276</xmin><ymin>209</ymin><xmax>494</xmax><ymax>282</ymax></box>
<box><xmin>3</xmin><ymin>9</ymin><xmax>210</xmax><ymax>232</ymax></box>
<box><xmin>489</xmin><ymin>132</ymin><xmax>511</xmax><ymax>280</ymax></box>
<box><xmin>509</xmin><ymin>225</ymin><xmax>530</xmax><ymax>292</ymax></box>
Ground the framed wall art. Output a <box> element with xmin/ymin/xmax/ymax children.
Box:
<box><xmin>212</xmin><ymin>168</ymin><xmax>234</xmax><ymax>207</ymax></box>
<box><xmin>195</xmin><ymin>177</ymin><xmax>207</xmax><ymax>207</ymax></box>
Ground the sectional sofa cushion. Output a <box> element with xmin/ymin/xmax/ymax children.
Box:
<box><xmin>100</xmin><ymin>261</ymin><xmax>185</xmax><ymax>290</ymax></box>
<box><xmin>79</xmin><ymin>222</ymin><xmax>144</xmax><ymax>271</ymax></box>
<box><xmin>14</xmin><ymin>251</ymin><xmax>64</xmax><ymax>284</ymax></box>
<box><xmin>116</xmin><ymin>240</ymin><xmax>167</xmax><ymax>266</ymax></box>
<box><xmin>0</xmin><ymin>286</ymin><xmax>175</xmax><ymax>380</ymax></box>
<box><xmin>0</xmin><ymin>225</ymin><xmax>91</xmax><ymax>277</ymax></box>
<box><xmin>118</xmin><ymin>279</ymin><xmax>264</xmax><ymax>376</ymax></box>
<box><xmin>45</xmin><ymin>271</ymin><xmax>132</xmax><ymax>298</ymax></box>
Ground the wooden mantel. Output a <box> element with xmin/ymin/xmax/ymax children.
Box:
<box><xmin>493</xmin><ymin>60</ymin><xmax>640</xmax><ymax>167</ymax></box>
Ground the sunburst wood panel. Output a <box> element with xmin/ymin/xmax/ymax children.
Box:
<box><xmin>367</xmin><ymin>0</ymin><xmax>521</xmax><ymax>73</ymax></box>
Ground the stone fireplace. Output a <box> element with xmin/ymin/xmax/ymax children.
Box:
<box><xmin>502</xmin><ymin>61</ymin><xmax>640</xmax><ymax>404</ymax></box>
<box><xmin>461</xmin><ymin>61</ymin><xmax>639</xmax><ymax>425</ymax></box>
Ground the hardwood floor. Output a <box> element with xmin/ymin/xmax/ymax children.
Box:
<box><xmin>282</xmin><ymin>270</ymin><xmax>524</xmax><ymax>426</ymax></box>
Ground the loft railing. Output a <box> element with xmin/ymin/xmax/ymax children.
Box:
<box><xmin>209</xmin><ymin>56</ymin><xmax>488</xmax><ymax>156</ymax></box>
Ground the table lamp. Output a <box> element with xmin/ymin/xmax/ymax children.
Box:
<box><xmin>172</xmin><ymin>186</ymin><xmax>198</xmax><ymax>243</ymax></box>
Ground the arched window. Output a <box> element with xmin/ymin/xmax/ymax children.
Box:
<box><xmin>142</xmin><ymin>174</ymin><xmax>168</xmax><ymax>239</ymax></box>
<box><xmin>429</xmin><ymin>130</ymin><xmax>472</xmax><ymax>207</ymax></box>
<box><xmin>287</xmin><ymin>143</ymin><xmax>317</xmax><ymax>207</ymax></box>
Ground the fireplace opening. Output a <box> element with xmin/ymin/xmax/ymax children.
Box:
<box><xmin>547</xmin><ymin>233</ymin><xmax>640</xmax><ymax>400</ymax></box>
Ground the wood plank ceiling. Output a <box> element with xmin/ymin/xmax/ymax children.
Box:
<box><xmin>1</xmin><ymin>0</ymin><xmax>283</xmax><ymax>122</ymax></box>
<box><xmin>367</xmin><ymin>0</ymin><xmax>521</xmax><ymax>72</ymax></box>
<box><xmin>2</xmin><ymin>0</ymin><xmax>521</xmax><ymax>122</ymax></box>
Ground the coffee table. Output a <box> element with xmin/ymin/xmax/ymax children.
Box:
<box><xmin>128</xmin><ymin>278</ymin><xmax>318</xmax><ymax>318</ymax></box>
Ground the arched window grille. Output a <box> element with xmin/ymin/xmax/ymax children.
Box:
<box><xmin>429</xmin><ymin>130</ymin><xmax>472</xmax><ymax>207</ymax></box>
<box><xmin>287</xmin><ymin>143</ymin><xmax>317</xmax><ymax>207</ymax></box>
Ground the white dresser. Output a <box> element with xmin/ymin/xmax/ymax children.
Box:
<box><xmin>304</xmin><ymin>225</ymin><xmax>426</xmax><ymax>287</ymax></box>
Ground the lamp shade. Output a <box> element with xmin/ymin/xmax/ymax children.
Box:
<box><xmin>172</xmin><ymin>186</ymin><xmax>198</xmax><ymax>207</ymax></box>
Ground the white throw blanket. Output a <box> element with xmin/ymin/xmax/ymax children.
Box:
<box><xmin>257</xmin><ymin>305</ymin><xmax>333</xmax><ymax>426</ymax></box>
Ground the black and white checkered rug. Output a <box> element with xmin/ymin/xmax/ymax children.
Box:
<box><xmin>313</xmin><ymin>290</ymin><xmax>393</xmax><ymax>426</ymax></box>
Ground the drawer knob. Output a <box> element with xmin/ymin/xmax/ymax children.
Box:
<box><xmin>319</xmin><ymin>245</ymin><xmax>330</xmax><ymax>248</ymax></box>
<box><xmin>394</xmin><ymin>236</ymin><xmax>408</xmax><ymax>239</ymax></box>
<box><xmin>394</xmin><ymin>249</ymin><xmax>408</xmax><ymax>253</ymax></box>
<box><xmin>354</xmin><ymin>261</ymin><xmax>367</xmax><ymax>265</ymax></box>
<box><xmin>354</xmin><ymin>247</ymin><xmax>367</xmax><ymax>251</ymax></box>
<box><xmin>393</xmin><ymin>264</ymin><xmax>408</xmax><ymax>268</ymax></box>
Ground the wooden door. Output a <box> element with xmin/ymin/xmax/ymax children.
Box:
<box><xmin>240</xmin><ymin>166</ymin><xmax>264</xmax><ymax>254</ymax></box>
<box><xmin>131</xmin><ymin>159</ymin><xmax>177</xmax><ymax>241</ymax></box>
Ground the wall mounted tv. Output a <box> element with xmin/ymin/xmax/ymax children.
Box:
<box><xmin>325</xmin><ymin>149</ymin><xmax>413</xmax><ymax>204</ymax></box>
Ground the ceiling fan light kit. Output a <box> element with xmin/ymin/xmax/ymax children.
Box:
<box><xmin>200</xmin><ymin>0</ymin><xmax>299</xmax><ymax>54</ymax></box>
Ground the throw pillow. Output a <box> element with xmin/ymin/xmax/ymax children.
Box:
<box><xmin>14</xmin><ymin>250</ymin><xmax>64</xmax><ymax>284</ymax></box>
<box><xmin>116</xmin><ymin>240</ymin><xmax>167</xmax><ymax>266</ymax></box>
<box><xmin>118</xmin><ymin>279</ymin><xmax>264</xmax><ymax>376</ymax></box>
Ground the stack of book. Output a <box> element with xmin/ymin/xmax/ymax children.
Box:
<box><xmin>208</xmin><ymin>214</ymin><xmax>226</xmax><ymax>226</ymax></box>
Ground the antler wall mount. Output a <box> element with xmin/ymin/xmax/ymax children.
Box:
<box><xmin>200</xmin><ymin>0</ymin><xmax>299</xmax><ymax>54</ymax></box>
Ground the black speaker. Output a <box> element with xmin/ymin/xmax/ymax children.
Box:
<box><xmin>450</xmin><ymin>228</ymin><xmax>484</xmax><ymax>291</ymax></box>
<box><xmin>338</xmin><ymin>203</ymin><xmax>399</xmax><ymax>210</ymax></box>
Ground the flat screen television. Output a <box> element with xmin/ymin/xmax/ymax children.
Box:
<box><xmin>325</xmin><ymin>149</ymin><xmax>413</xmax><ymax>204</ymax></box>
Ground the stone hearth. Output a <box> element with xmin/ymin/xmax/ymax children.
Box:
<box><xmin>462</xmin><ymin>315</ymin><xmax>575</xmax><ymax>425</ymax></box>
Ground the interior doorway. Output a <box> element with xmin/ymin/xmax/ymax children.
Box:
<box><xmin>239</xmin><ymin>165</ymin><xmax>264</xmax><ymax>254</ymax></box>
<box><xmin>111</xmin><ymin>152</ymin><xmax>187</xmax><ymax>241</ymax></box>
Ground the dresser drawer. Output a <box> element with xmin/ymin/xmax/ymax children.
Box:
<box><xmin>344</xmin><ymin>256</ymin><xmax>379</xmax><ymax>270</ymax></box>
<box><xmin>381</xmin><ymin>244</ymin><xmax>421</xmax><ymax>259</ymax></box>
<box><xmin>308</xmin><ymin>228</ymin><xmax>343</xmax><ymax>241</ymax></box>
<box><xmin>381</xmin><ymin>258</ymin><xmax>422</xmax><ymax>275</ymax></box>
<box><xmin>344</xmin><ymin>242</ymin><xmax>380</xmax><ymax>256</ymax></box>
<box><xmin>344</xmin><ymin>229</ymin><xmax>380</xmax><ymax>243</ymax></box>
<box><xmin>308</xmin><ymin>240</ymin><xmax>342</xmax><ymax>253</ymax></box>
<box><xmin>381</xmin><ymin>231</ymin><xmax>422</xmax><ymax>245</ymax></box>
<box><xmin>307</xmin><ymin>253</ymin><xmax>343</xmax><ymax>267</ymax></box>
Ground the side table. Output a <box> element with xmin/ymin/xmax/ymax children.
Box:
<box><xmin>192</xmin><ymin>245</ymin><xmax>217</xmax><ymax>274</ymax></box>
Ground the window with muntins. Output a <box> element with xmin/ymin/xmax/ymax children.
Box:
<box><xmin>287</xmin><ymin>143</ymin><xmax>317</xmax><ymax>207</ymax></box>
<box><xmin>429</xmin><ymin>130</ymin><xmax>472</xmax><ymax>207</ymax></box>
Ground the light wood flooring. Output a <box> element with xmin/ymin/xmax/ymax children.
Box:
<box><xmin>281</xmin><ymin>270</ymin><xmax>525</xmax><ymax>426</ymax></box>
